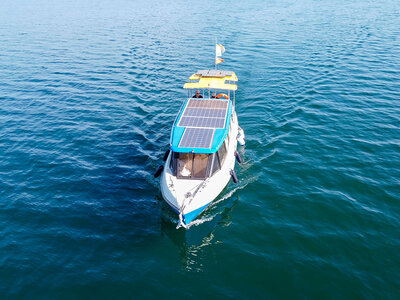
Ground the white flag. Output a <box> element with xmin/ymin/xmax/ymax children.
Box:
<box><xmin>216</xmin><ymin>44</ymin><xmax>225</xmax><ymax>57</ymax></box>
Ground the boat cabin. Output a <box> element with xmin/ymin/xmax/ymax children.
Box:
<box><xmin>169</xmin><ymin>70</ymin><xmax>238</xmax><ymax>180</ymax></box>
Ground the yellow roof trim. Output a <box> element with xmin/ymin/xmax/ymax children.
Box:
<box><xmin>184</xmin><ymin>70</ymin><xmax>238</xmax><ymax>91</ymax></box>
<box><xmin>189</xmin><ymin>74</ymin><xmax>201</xmax><ymax>80</ymax></box>
<box><xmin>189</xmin><ymin>71</ymin><xmax>238</xmax><ymax>81</ymax></box>
<box><xmin>184</xmin><ymin>77</ymin><xmax>237</xmax><ymax>91</ymax></box>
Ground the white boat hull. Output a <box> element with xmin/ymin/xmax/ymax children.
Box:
<box><xmin>161</xmin><ymin>112</ymin><xmax>240</xmax><ymax>227</ymax></box>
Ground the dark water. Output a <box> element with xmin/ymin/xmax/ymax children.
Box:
<box><xmin>1</xmin><ymin>0</ymin><xmax>400</xmax><ymax>298</ymax></box>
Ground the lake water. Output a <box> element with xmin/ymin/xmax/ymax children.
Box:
<box><xmin>1</xmin><ymin>0</ymin><xmax>399</xmax><ymax>298</ymax></box>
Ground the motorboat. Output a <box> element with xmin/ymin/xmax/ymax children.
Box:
<box><xmin>154</xmin><ymin>69</ymin><xmax>245</xmax><ymax>228</ymax></box>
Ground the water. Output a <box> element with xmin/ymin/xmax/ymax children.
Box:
<box><xmin>1</xmin><ymin>0</ymin><xmax>399</xmax><ymax>298</ymax></box>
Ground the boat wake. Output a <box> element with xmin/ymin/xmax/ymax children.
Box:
<box><xmin>187</xmin><ymin>175</ymin><xmax>259</xmax><ymax>228</ymax></box>
<box><xmin>186</xmin><ymin>216</ymin><xmax>214</xmax><ymax>229</ymax></box>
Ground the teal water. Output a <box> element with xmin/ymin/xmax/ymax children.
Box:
<box><xmin>1</xmin><ymin>0</ymin><xmax>400</xmax><ymax>298</ymax></box>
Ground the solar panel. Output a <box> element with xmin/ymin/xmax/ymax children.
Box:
<box><xmin>178</xmin><ymin>128</ymin><xmax>215</xmax><ymax>149</ymax></box>
<box><xmin>177</xmin><ymin>99</ymin><xmax>228</xmax><ymax>129</ymax></box>
<box><xmin>179</xmin><ymin>117</ymin><xmax>226</xmax><ymax>128</ymax></box>
<box><xmin>195</xmin><ymin>70</ymin><xmax>234</xmax><ymax>78</ymax></box>
<box><xmin>187</xmin><ymin>99</ymin><xmax>228</xmax><ymax>109</ymax></box>
<box><xmin>183</xmin><ymin>108</ymin><xmax>226</xmax><ymax>118</ymax></box>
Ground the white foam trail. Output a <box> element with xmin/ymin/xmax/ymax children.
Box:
<box><xmin>213</xmin><ymin>175</ymin><xmax>258</xmax><ymax>206</ymax></box>
<box><xmin>186</xmin><ymin>216</ymin><xmax>214</xmax><ymax>228</ymax></box>
<box><xmin>186</xmin><ymin>175</ymin><xmax>259</xmax><ymax>228</ymax></box>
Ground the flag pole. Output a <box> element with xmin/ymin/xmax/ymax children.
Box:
<box><xmin>214</xmin><ymin>37</ymin><xmax>217</xmax><ymax>70</ymax></box>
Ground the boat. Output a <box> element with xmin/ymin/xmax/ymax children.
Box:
<box><xmin>154</xmin><ymin>46</ymin><xmax>245</xmax><ymax>228</ymax></box>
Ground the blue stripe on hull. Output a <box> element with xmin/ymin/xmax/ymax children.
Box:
<box><xmin>167</xmin><ymin>201</ymin><xmax>211</xmax><ymax>226</ymax></box>
<box><xmin>182</xmin><ymin>202</ymin><xmax>210</xmax><ymax>225</ymax></box>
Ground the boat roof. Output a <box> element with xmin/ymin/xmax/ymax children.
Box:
<box><xmin>170</xmin><ymin>98</ymin><xmax>232</xmax><ymax>154</ymax></box>
<box><xmin>183</xmin><ymin>69</ymin><xmax>238</xmax><ymax>91</ymax></box>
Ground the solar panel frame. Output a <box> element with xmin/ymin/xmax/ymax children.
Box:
<box><xmin>187</xmin><ymin>99</ymin><xmax>228</xmax><ymax>109</ymax></box>
<box><xmin>178</xmin><ymin>128</ymin><xmax>215</xmax><ymax>149</ymax></box>
<box><xmin>195</xmin><ymin>70</ymin><xmax>234</xmax><ymax>77</ymax></box>
<box><xmin>177</xmin><ymin>99</ymin><xmax>229</xmax><ymax>129</ymax></box>
<box><xmin>179</xmin><ymin>117</ymin><xmax>226</xmax><ymax>129</ymax></box>
<box><xmin>183</xmin><ymin>108</ymin><xmax>226</xmax><ymax>118</ymax></box>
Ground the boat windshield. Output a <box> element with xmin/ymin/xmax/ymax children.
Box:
<box><xmin>171</xmin><ymin>152</ymin><xmax>210</xmax><ymax>179</ymax></box>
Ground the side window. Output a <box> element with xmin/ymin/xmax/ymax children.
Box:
<box><xmin>169</xmin><ymin>151</ymin><xmax>174</xmax><ymax>170</ymax></box>
<box><xmin>217</xmin><ymin>143</ymin><xmax>227</xmax><ymax>166</ymax></box>
<box><xmin>225</xmin><ymin>128</ymin><xmax>230</xmax><ymax>147</ymax></box>
<box><xmin>170</xmin><ymin>152</ymin><xmax>178</xmax><ymax>175</ymax></box>
<box><xmin>211</xmin><ymin>153</ymin><xmax>220</xmax><ymax>175</ymax></box>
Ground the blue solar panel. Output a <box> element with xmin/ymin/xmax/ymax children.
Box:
<box><xmin>178</xmin><ymin>99</ymin><xmax>228</xmax><ymax>129</ymax></box>
<box><xmin>184</xmin><ymin>108</ymin><xmax>226</xmax><ymax>118</ymax></box>
<box><xmin>178</xmin><ymin>128</ymin><xmax>215</xmax><ymax>149</ymax></box>
<box><xmin>179</xmin><ymin>117</ymin><xmax>226</xmax><ymax>128</ymax></box>
<box><xmin>187</xmin><ymin>99</ymin><xmax>228</xmax><ymax>109</ymax></box>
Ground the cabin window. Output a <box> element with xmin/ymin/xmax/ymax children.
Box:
<box><xmin>193</xmin><ymin>154</ymin><xmax>209</xmax><ymax>178</ymax></box>
<box><xmin>169</xmin><ymin>151</ymin><xmax>173</xmax><ymax>169</ymax></box>
<box><xmin>169</xmin><ymin>151</ymin><xmax>176</xmax><ymax>175</ymax></box>
<box><xmin>217</xmin><ymin>142</ymin><xmax>227</xmax><ymax>165</ymax></box>
<box><xmin>175</xmin><ymin>153</ymin><xmax>210</xmax><ymax>179</ymax></box>
<box><xmin>177</xmin><ymin>153</ymin><xmax>194</xmax><ymax>178</ymax></box>
<box><xmin>211</xmin><ymin>153</ymin><xmax>220</xmax><ymax>175</ymax></box>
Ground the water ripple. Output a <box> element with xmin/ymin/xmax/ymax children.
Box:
<box><xmin>1</xmin><ymin>0</ymin><xmax>400</xmax><ymax>298</ymax></box>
